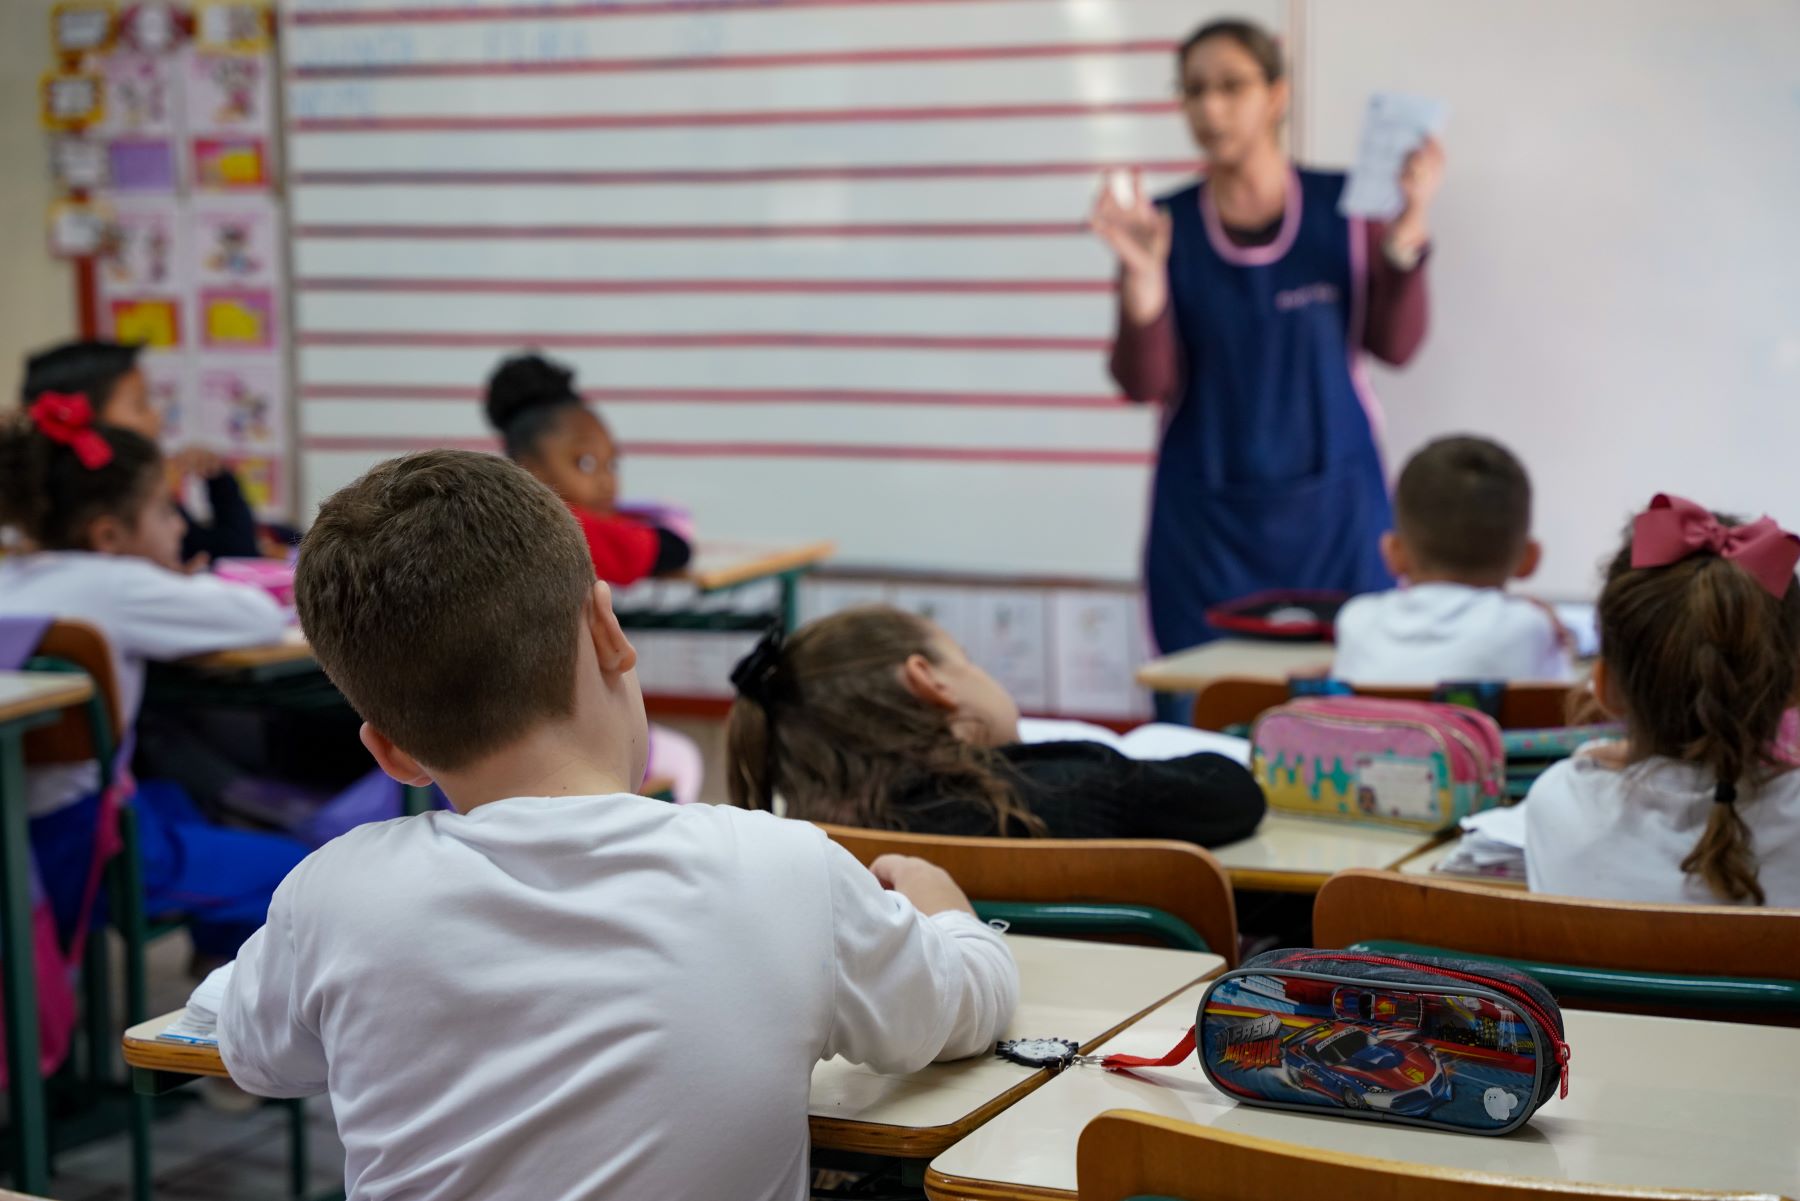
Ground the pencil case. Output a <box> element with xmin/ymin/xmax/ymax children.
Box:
<box><xmin>1250</xmin><ymin>697</ymin><xmax>1504</xmax><ymax>831</ymax></box>
<box><xmin>214</xmin><ymin>557</ymin><xmax>295</xmax><ymax>607</ymax></box>
<box><xmin>1197</xmin><ymin>948</ymin><xmax>1568</xmax><ymax>1135</ymax></box>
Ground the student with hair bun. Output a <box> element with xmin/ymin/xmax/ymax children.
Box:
<box><xmin>484</xmin><ymin>352</ymin><xmax>690</xmax><ymax>585</ymax></box>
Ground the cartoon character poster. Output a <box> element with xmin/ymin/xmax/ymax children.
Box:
<box><xmin>196</xmin><ymin>358</ymin><xmax>282</xmax><ymax>452</ymax></box>
<box><xmin>190</xmin><ymin>198</ymin><xmax>276</xmax><ymax>286</ymax></box>
<box><xmin>198</xmin><ymin>287</ymin><xmax>276</xmax><ymax>349</ymax></box>
<box><xmin>137</xmin><ymin>352</ymin><xmax>190</xmax><ymax>446</ymax></box>
<box><xmin>96</xmin><ymin>196</ymin><xmax>189</xmax><ymax>349</ymax></box>
<box><xmin>96</xmin><ymin>53</ymin><xmax>181</xmax><ymax>192</ymax></box>
<box><xmin>1201</xmin><ymin>974</ymin><xmax>1544</xmax><ymax>1132</ymax></box>
<box><xmin>186</xmin><ymin>53</ymin><xmax>269</xmax><ymax>134</ymax></box>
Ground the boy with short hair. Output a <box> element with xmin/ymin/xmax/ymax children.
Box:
<box><xmin>218</xmin><ymin>450</ymin><xmax>1018</xmax><ymax>1201</ymax></box>
<box><xmin>1332</xmin><ymin>435</ymin><xmax>1572</xmax><ymax>684</ymax></box>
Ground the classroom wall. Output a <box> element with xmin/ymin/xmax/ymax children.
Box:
<box><xmin>1302</xmin><ymin>0</ymin><xmax>1800</xmax><ymax>598</ymax></box>
<box><xmin>0</xmin><ymin>0</ymin><xmax>79</xmax><ymax>402</ymax></box>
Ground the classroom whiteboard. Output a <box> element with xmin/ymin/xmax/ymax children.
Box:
<box><xmin>1299</xmin><ymin>0</ymin><xmax>1800</xmax><ymax>598</ymax></box>
<box><xmin>283</xmin><ymin>0</ymin><xmax>1280</xmax><ymax>580</ymax></box>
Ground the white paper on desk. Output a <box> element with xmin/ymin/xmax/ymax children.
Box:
<box><xmin>157</xmin><ymin>962</ymin><xmax>233</xmax><ymax>1045</ymax></box>
<box><xmin>1436</xmin><ymin>804</ymin><xmax>1527</xmax><ymax>879</ymax></box>
<box><xmin>1017</xmin><ymin>718</ymin><xmax>1250</xmax><ymax>765</ymax></box>
<box><xmin>1338</xmin><ymin>92</ymin><xmax>1449</xmax><ymax>219</ymax></box>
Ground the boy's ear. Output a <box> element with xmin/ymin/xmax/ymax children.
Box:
<box><xmin>1379</xmin><ymin>531</ymin><xmax>1409</xmax><ymax>581</ymax></box>
<box><xmin>360</xmin><ymin>722</ymin><xmax>433</xmax><ymax>787</ymax></box>
<box><xmin>1513</xmin><ymin>538</ymin><xmax>1543</xmax><ymax>581</ymax></box>
<box><xmin>586</xmin><ymin>581</ymin><xmax>637</xmax><ymax>677</ymax></box>
<box><xmin>899</xmin><ymin>653</ymin><xmax>957</xmax><ymax>711</ymax></box>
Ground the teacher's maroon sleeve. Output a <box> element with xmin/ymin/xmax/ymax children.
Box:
<box><xmin>1362</xmin><ymin>221</ymin><xmax>1431</xmax><ymax>366</ymax></box>
<box><xmin>1108</xmin><ymin>293</ymin><xmax>1182</xmax><ymax>404</ymax></box>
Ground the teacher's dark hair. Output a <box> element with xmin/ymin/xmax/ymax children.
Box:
<box><xmin>1179</xmin><ymin>18</ymin><xmax>1284</xmax><ymax>83</ymax></box>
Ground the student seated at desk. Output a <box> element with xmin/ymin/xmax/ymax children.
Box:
<box><xmin>1526</xmin><ymin>495</ymin><xmax>1800</xmax><ymax>906</ymax></box>
<box><xmin>485</xmin><ymin>351</ymin><xmax>689</xmax><ymax>585</ymax></box>
<box><xmin>0</xmin><ymin>397</ymin><xmax>307</xmax><ymax>957</ymax></box>
<box><xmin>1332</xmin><ymin>436</ymin><xmax>1573</xmax><ymax>684</ymax></box>
<box><xmin>725</xmin><ymin>606</ymin><xmax>1265</xmax><ymax>845</ymax></box>
<box><xmin>219</xmin><ymin>451</ymin><xmax>1016</xmax><ymax>1201</ymax></box>
<box><xmin>23</xmin><ymin>339</ymin><xmax>265</xmax><ymax>564</ymax></box>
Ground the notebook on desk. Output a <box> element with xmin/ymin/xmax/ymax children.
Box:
<box><xmin>156</xmin><ymin>964</ymin><xmax>231</xmax><ymax>1047</ymax></box>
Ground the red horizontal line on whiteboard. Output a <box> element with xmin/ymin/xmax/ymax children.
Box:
<box><xmin>292</xmin><ymin>39</ymin><xmax>1176</xmax><ymax>80</ymax></box>
<box><xmin>293</xmin><ymin>221</ymin><xmax>1084</xmax><ymax>239</ymax></box>
<box><xmin>303</xmin><ymin>434</ymin><xmax>1154</xmax><ymax>467</ymax></box>
<box><xmin>292</xmin><ymin>160</ymin><xmax>1199</xmax><ymax>186</ymax></box>
<box><xmin>293</xmin><ymin>0</ymin><xmax>1062</xmax><ymax>27</ymax></box>
<box><xmin>296</xmin><ymin>276</ymin><xmax>1112</xmax><ymax>295</ymax></box>
<box><xmin>293</xmin><ymin>99</ymin><xmax>1176</xmax><ymax>134</ymax></box>
<box><xmin>299</xmin><ymin>330</ymin><xmax>1108</xmax><ymax>352</ymax></box>
<box><xmin>300</xmin><ymin>383</ymin><xmax>1123</xmax><ymax>409</ymax></box>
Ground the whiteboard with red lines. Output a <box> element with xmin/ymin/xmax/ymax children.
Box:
<box><xmin>283</xmin><ymin>0</ymin><xmax>1283</xmax><ymax>577</ymax></box>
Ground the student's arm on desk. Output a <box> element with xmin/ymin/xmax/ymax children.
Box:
<box><xmin>820</xmin><ymin>841</ymin><xmax>1018</xmax><ymax>1071</ymax></box>
<box><xmin>216</xmin><ymin>877</ymin><xmax>327</xmax><ymax>1098</ymax></box>
<box><xmin>116</xmin><ymin>559</ymin><xmax>288</xmax><ymax>659</ymax></box>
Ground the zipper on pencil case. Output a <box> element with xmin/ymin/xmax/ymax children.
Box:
<box><xmin>1275</xmin><ymin>950</ymin><xmax>1571</xmax><ymax>1098</ymax></box>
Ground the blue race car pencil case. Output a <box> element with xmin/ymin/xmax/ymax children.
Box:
<box><xmin>1193</xmin><ymin>948</ymin><xmax>1569</xmax><ymax>1135</ymax></box>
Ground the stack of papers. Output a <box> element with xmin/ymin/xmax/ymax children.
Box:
<box><xmin>1016</xmin><ymin>718</ymin><xmax>1250</xmax><ymax>766</ymax></box>
<box><xmin>1434</xmin><ymin>804</ymin><xmax>1527</xmax><ymax>881</ymax></box>
<box><xmin>155</xmin><ymin>962</ymin><xmax>234</xmax><ymax>1047</ymax></box>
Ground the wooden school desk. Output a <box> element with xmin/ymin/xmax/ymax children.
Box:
<box><xmin>811</xmin><ymin>937</ymin><xmax>1220</xmax><ymax>1163</ymax></box>
<box><xmin>1212</xmin><ymin>814</ymin><xmax>1439</xmax><ymax>894</ymax></box>
<box><xmin>1135</xmin><ymin>640</ymin><xmax>1334</xmax><ymax>694</ymax></box>
<box><xmin>0</xmin><ymin>671</ymin><xmax>97</xmax><ymax>1194</ymax></box>
<box><xmin>925</xmin><ymin>983</ymin><xmax>1800</xmax><ymax>1200</ymax></box>
<box><xmin>127</xmin><ymin>937</ymin><xmax>1222</xmax><ymax>1161</ymax></box>
<box><xmin>656</xmin><ymin>539</ymin><xmax>836</xmax><ymax>631</ymax></box>
<box><xmin>1394</xmin><ymin>836</ymin><xmax>1527</xmax><ymax>890</ymax></box>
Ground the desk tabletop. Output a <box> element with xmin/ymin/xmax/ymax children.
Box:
<box><xmin>179</xmin><ymin>626</ymin><xmax>313</xmax><ymax>673</ymax></box>
<box><xmin>0</xmin><ymin>671</ymin><xmax>94</xmax><ymax>726</ymax></box>
<box><xmin>810</xmin><ymin>936</ymin><xmax>1222</xmax><ymax>1157</ymax></box>
<box><xmin>927</xmin><ymin>986</ymin><xmax>1800</xmax><ymax>1200</ymax></box>
<box><xmin>1135</xmin><ymin>640</ymin><xmax>1334</xmax><ymax>693</ymax></box>
<box><xmin>1394</xmin><ymin>837</ymin><xmax>1527</xmax><ymax>890</ymax></box>
<box><xmin>683</xmin><ymin>540</ymin><xmax>836</xmax><ymax>593</ymax></box>
<box><xmin>1212</xmin><ymin>814</ymin><xmax>1439</xmax><ymax>894</ymax></box>
<box><xmin>127</xmin><ymin>937</ymin><xmax>1223</xmax><ymax>1161</ymax></box>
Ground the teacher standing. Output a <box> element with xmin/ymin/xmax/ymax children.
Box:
<box><xmin>1094</xmin><ymin>18</ymin><xmax>1444</xmax><ymax>663</ymax></box>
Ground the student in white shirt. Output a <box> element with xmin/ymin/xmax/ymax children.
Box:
<box><xmin>1526</xmin><ymin>494</ymin><xmax>1800</xmax><ymax>906</ymax></box>
<box><xmin>219</xmin><ymin>450</ymin><xmax>1018</xmax><ymax>1201</ymax></box>
<box><xmin>0</xmin><ymin>396</ymin><xmax>304</xmax><ymax>957</ymax></box>
<box><xmin>1332</xmin><ymin>436</ymin><xmax>1572</xmax><ymax>685</ymax></box>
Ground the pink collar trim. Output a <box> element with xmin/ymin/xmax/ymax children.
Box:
<box><xmin>1201</xmin><ymin>165</ymin><xmax>1302</xmax><ymax>267</ymax></box>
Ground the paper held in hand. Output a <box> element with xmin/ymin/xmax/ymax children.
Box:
<box><xmin>1339</xmin><ymin>92</ymin><xmax>1451</xmax><ymax>219</ymax></box>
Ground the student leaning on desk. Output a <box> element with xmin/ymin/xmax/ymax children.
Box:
<box><xmin>216</xmin><ymin>450</ymin><xmax>1018</xmax><ymax>1201</ymax></box>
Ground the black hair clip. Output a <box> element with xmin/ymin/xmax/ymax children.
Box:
<box><xmin>1716</xmin><ymin>779</ymin><xmax>1739</xmax><ymax>806</ymax></box>
<box><xmin>729</xmin><ymin>625</ymin><xmax>787</xmax><ymax>706</ymax></box>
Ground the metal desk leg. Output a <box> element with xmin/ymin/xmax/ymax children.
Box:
<box><xmin>402</xmin><ymin>785</ymin><xmax>435</xmax><ymax>817</ymax></box>
<box><xmin>777</xmin><ymin>569</ymin><xmax>803</xmax><ymax>632</ymax></box>
<box><xmin>0</xmin><ymin>724</ymin><xmax>50</xmax><ymax>1193</ymax></box>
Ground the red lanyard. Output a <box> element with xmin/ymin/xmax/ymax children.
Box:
<box><xmin>1097</xmin><ymin>1025</ymin><xmax>1195</xmax><ymax>1071</ymax></box>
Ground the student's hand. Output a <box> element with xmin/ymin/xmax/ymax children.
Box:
<box><xmin>171</xmin><ymin>446</ymin><xmax>227</xmax><ymax>480</ymax></box>
<box><xmin>869</xmin><ymin>854</ymin><xmax>976</xmax><ymax>918</ymax></box>
<box><xmin>1387</xmin><ymin>136</ymin><xmax>1446</xmax><ymax>259</ymax></box>
<box><xmin>1089</xmin><ymin>169</ymin><xmax>1173</xmax><ymax>324</ymax></box>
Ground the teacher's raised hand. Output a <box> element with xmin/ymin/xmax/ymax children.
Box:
<box><xmin>1089</xmin><ymin>169</ymin><xmax>1173</xmax><ymax>325</ymax></box>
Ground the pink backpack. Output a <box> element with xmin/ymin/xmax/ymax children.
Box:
<box><xmin>1251</xmin><ymin>697</ymin><xmax>1506</xmax><ymax>831</ymax></box>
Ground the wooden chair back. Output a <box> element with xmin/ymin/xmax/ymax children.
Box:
<box><xmin>23</xmin><ymin>621</ymin><xmax>122</xmax><ymax>767</ymax></box>
<box><xmin>816</xmin><ymin>825</ymin><xmax>1239</xmax><ymax>967</ymax></box>
<box><xmin>1075</xmin><ymin>1111</ymin><xmax>1790</xmax><ymax>1201</ymax></box>
<box><xmin>1314</xmin><ymin>869</ymin><xmax>1800</xmax><ymax>1022</ymax></box>
<box><xmin>1192</xmin><ymin>679</ymin><xmax>1577</xmax><ymax>732</ymax></box>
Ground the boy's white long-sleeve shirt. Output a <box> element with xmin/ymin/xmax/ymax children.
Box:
<box><xmin>219</xmin><ymin>795</ymin><xmax>1018</xmax><ymax>1201</ymax></box>
<box><xmin>1332</xmin><ymin>583</ymin><xmax>1574</xmax><ymax>685</ymax></box>
<box><xmin>0</xmin><ymin>552</ymin><xmax>288</xmax><ymax>813</ymax></box>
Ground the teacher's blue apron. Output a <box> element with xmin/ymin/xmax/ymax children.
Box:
<box><xmin>1144</xmin><ymin>167</ymin><xmax>1394</xmax><ymax>655</ymax></box>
